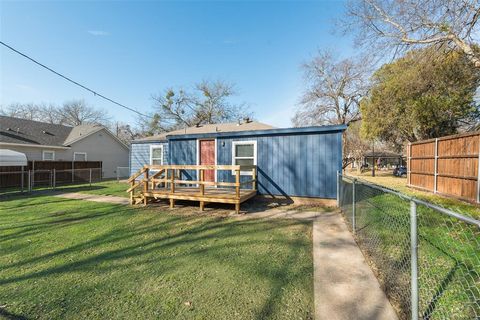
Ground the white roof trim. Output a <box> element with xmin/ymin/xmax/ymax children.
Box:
<box><xmin>0</xmin><ymin>142</ymin><xmax>71</xmax><ymax>150</ymax></box>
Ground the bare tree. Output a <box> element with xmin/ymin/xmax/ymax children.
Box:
<box><xmin>111</xmin><ymin>121</ymin><xmax>139</xmax><ymax>144</ymax></box>
<box><xmin>58</xmin><ymin>100</ymin><xmax>110</xmax><ymax>126</ymax></box>
<box><xmin>344</xmin><ymin>0</ymin><xmax>480</xmax><ymax>68</ymax></box>
<box><xmin>148</xmin><ymin>80</ymin><xmax>251</xmax><ymax>134</ymax></box>
<box><xmin>0</xmin><ymin>103</ymin><xmax>41</xmax><ymax>121</ymax></box>
<box><xmin>293</xmin><ymin>51</ymin><xmax>370</xmax><ymax>126</ymax></box>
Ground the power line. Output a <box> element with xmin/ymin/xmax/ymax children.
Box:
<box><xmin>0</xmin><ymin>40</ymin><xmax>150</xmax><ymax>118</ymax></box>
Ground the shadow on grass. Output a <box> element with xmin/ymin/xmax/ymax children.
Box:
<box><xmin>0</xmin><ymin>308</ymin><xmax>29</xmax><ymax>320</ymax></box>
<box><xmin>1</xmin><ymin>199</ymin><xmax>314</xmax><ymax>318</ymax></box>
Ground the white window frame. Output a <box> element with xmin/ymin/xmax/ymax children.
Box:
<box><xmin>231</xmin><ymin>140</ymin><xmax>257</xmax><ymax>175</ymax></box>
<box><xmin>150</xmin><ymin>145</ymin><xmax>164</xmax><ymax>166</ymax></box>
<box><xmin>73</xmin><ymin>152</ymin><xmax>88</xmax><ymax>161</ymax></box>
<box><xmin>42</xmin><ymin>150</ymin><xmax>55</xmax><ymax>161</ymax></box>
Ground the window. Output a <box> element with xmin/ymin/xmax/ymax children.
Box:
<box><xmin>73</xmin><ymin>152</ymin><xmax>87</xmax><ymax>161</ymax></box>
<box><xmin>42</xmin><ymin>150</ymin><xmax>55</xmax><ymax>161</ymax></box>
<box><xmin>150</xmin><ymin>145</ymin><xmax>164</xmax><ymax>165</ymax></box>
<box><xmin>232</xmin><ymin>141</ymin><xmax>257</xmax><ymax>175</ymax></box>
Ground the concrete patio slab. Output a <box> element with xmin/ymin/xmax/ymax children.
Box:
<box><xmin>54</xmin><ymin>192</ymin><xmax>129</xmax><ymax>205</ymax></box>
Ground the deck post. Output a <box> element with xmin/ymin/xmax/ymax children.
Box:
<box><xmin>130</xmin><ymin>180</ymin><xmax>134</xmax><ymax>205</ymax></box>
<box><xmin>200</xmin><ymin>169</ymin><xmax>205</xmax><ymax>195</ymax></box>
<box><xmin>170</xmin><ymin>198</ymin><xmax>175</xmax><ymax>208</ymax></box>
<box><xmin>143</xmin><ymin>167</ymin><xmax>149</xmax><ymax>205</ymax></box>
<box><xmin>200</xmin><ymin>201</ymin><xmax>205</xmax><ymax>211</ymax></box>
<box><xmin>235</xmin><ymin>169</ymin><xmax>240</xmax><ymax>199</ymax></box>
<box><xmin>235</xmin><ymin>169</ymin><xmax>241</xmax><ymax>214</ymax></box>
<box><xmin>252</xmin><ymin>167</ymin><xmax>256</xmax><ymax>190</ymax></box>
<box><xmin>170</xmin><ymin>169</ymin><xmax>175</xmax><ymax>193</ymax></box>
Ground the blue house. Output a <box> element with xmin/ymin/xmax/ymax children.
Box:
<box><xmin>130</xmin><ymin>121</ymin><xmax>345</xmax><ymax>199</ymax></box>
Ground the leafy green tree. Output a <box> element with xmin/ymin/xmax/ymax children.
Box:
<box><xmin>361</xmin><ymin>47</ymin><xmax>480</xmax><ymax>148</ymax></box>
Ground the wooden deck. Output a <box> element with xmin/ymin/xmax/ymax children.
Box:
<box><xmin>127</xmin><ymin>164</ymin><xmax>257</xmax><ymax>213</ymax></box>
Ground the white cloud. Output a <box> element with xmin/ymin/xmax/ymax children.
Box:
<box><xmin>88</xmin><ymin>30</ymin><xmax>110</xmax><ymax>36</ymax></box>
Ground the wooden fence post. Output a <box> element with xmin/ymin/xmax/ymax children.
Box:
<box><xmin>407</xmin><ymin>143</ymin><xmax>411</xmax><ymax>186</ymax></box>
<box><xmin>434</xmin><ymin>138</ymin><xmax>438</xmax><ymax>194</ymax></box>
<box><xmin>477</xmin><ymin>135</ymin><xmax>480</xmax><ymax>203</ymax></box>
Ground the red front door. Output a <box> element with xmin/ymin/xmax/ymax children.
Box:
<box><xmin>199</xmin><ymin>140</ymin><xmax>215</xmax><ymax>182</ymax></box>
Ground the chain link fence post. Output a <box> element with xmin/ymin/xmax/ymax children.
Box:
<box><xmin>336</xmin><ymin>170</ymin><xmax>340</xmax><ymax>207</ymax></box>
<box><xmin>89</xmin><ymin>168</ymin><xmax>92</xmax><ymax>187</ymax></box>
<box><xmin>21</xmin><ymin>167</ymin><xmax>24</xmax><ymax>193</ymax></box>
<box><xmin>53</xmin><ymin>169</ymin><xmax>56</xmax><ymax>190</ymax></box>
<box><xmin>410</xmin><ymin>200</ymin><xmax>419</xmax><ymax>320</ymax></box>
<box><xmin>27</xmin><ymin>170</ymin><xmax>31</xmax><ymax>192</ymax></box>
<box><xmin>352</xmin><ymin>178</ymin><xmax>356</xmax><ymax>234</ymax></box>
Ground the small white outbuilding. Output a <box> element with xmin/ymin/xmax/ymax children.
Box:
<box><xmin>0</xmin><ymin>149</ymin><xmax>28</xmax><ymax>167</ymax></box>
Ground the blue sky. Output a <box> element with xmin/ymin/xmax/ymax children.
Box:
<box><xmin>0</xmin><ymin>0</ymin><xmax>355</xmax><ymax>128</ymax></box>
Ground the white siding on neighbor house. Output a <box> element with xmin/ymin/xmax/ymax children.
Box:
<box><xmin>1</xmin><ymin>128</ymin><xmax>129</xmax><ymax>179</ymax></box>
<box><xmin>67</xmin><ymin>129</ymin><xmax>129</xmax><ymax>178</ymax></box>
<box><xmin>130</xmin><ymin>142</ymin><xmax>169</xmax><ymax>176</ymax></box>
<box><xmin>0</xmin><ymin>145</ymin><xmax>70</xmax><ymax>161</ymax></box>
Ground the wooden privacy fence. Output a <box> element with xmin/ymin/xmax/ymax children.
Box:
<box><xmin>407</xmin><ymin>132</ymin><xmax>480</xmax><ymax>203</ymax></box>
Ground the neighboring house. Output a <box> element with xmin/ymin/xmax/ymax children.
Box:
<box><xmin>0</xmin><ymin>116</ymin><xmax>129</xmax><ymax>178</ymax></box>
<box><xmin>130</xmin><ymin>120</ymin><xmax>345</xmax><ymax>199</ymax></box>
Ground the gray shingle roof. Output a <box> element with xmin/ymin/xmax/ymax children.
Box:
<box><xmin>0</xmin><ymin>116</ymin><xmax>104</xmax><ymax>147</ymax></box>
<box><xmin>136</xmin><ymin>121</ymin><xmax>275</xmax><ymax>142</ymax></box>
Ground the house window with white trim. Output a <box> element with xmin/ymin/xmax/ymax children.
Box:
<box><xmin>232</xmin><ymin>141</ymin><xmax>257</xmax><ymax>175</ymax></box>
<box><xmin>150</xmin><ymin>145</ymin><xmax>164</xmax><ymax>165</ymax></box>
<box><xmin>73</xmin><ymin>152</ymin><xmax>87</xmax><ymax>161</ymax></box>
<box><xmin>42</xmin><ymin>150</ymin><xmax>55</xmax><ymax>161</ymax></box>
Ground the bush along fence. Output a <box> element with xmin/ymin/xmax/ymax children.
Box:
<box><xmin>0</xmin><ymin>162</ymin><xmax>103</xmax><ymax>193</ymax></box>
<box><xmin>337</xmin><ymin>172</ymin><xmax>479</xmax><ymax>320</ymax></box>
<box><xmin>407</xmin><ymin>131</ymin><xmax>480</xmax><ymax>203</ymax></box>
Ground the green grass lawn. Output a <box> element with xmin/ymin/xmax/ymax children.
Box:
<box><xmin>340</xmin><ymin>177</ymin><xmax>480</xmax><ymax>319</ymax></box>
<box><xmin>54</xmin><ymin>180</ymin><xmax>130</xmax><ymax>198</ymax></box>
<box><xmin>0</xmin><ymin>194</ymin><xmax>313</xmax><ymax>320</ymax></box>
<box><xmin>346</xmin><ymin>170</ymin><xmax>480</xmax><ymax>219</ymax></box>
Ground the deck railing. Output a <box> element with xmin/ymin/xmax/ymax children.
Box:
<box><xmin>127</xmin><ymin>165</ymin><xmax>257</xmax><ymax>207</ymax></box>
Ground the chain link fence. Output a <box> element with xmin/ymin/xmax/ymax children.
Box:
<box><xmin>338</xmin><ymin>173</ymin><xmax>480</xmax><ymax>320</ymax></box>
<box><xmin>0</xmin><ymin>168</ymin><xmax>103</xmax><ymax>194</ymax></box>
<box><xmin>116</xmin><ymin>166</ymin><xmax>131</xmax><ymax>181</ymax></box>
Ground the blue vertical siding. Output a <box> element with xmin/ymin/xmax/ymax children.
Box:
<box><xmin>169</xmin><ymin>139</ymin><xmax>197</xmax><ymax>180</ymax></box>
<box><xmin>129</xmin><ymin>142</ymin><xmax>168</xmax><ymax>176</ymax></box>
<box><xmin>143</xmin><ymin>127</ymin><xmax>344</xmax><ymax>198</ymax></box>
<box><xmin>214</xmin><ymin>132</ymin><xmax>342</xmax><ymax>198</ymax></box>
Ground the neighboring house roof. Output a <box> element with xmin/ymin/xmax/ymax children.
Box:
<box><xmin>135</xmin><ymin>121</ymin><xmax>276</xmax><ymax>142</ymax></box>
<box><xmin>63</xmin><ymin>124</ymin><xmax>104</xmax><ymax>145</ymax></box>
<box><xmin>0</xmin><ymin>115</ymin><xmax>127</xmax><ymax>149</ymax></box>
<box><xmin>0</xmin><ymin>115</ymin><xmax>72</xmax><ymax>146</ymax></box>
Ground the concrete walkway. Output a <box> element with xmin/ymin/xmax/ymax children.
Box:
<box><xmin>54</xmin><ymin>192</ymin><xmax>129</xmax><ymax>205</ymax></box>
<box><xmin>313</xmin><ymin>211</ymin><xmax>398</xmax><ymax>320</ymax></box>
<box><xmin>53</xmin><ymin>192</ymin><xmax>398</xmax><ymax>320</ymax></box>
